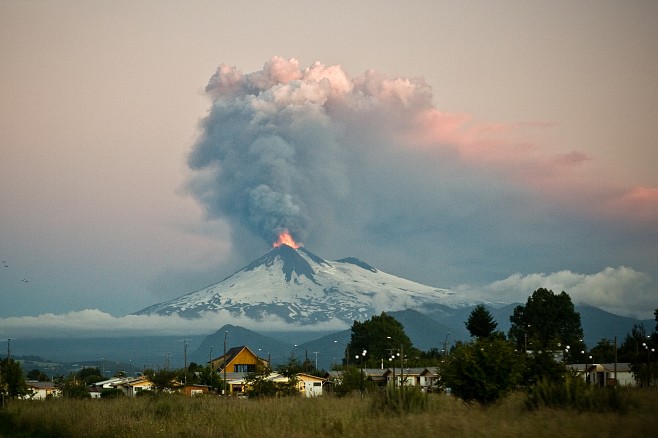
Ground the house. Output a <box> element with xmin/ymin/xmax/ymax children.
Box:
<box><xmin>570</xmin><ymin>363</ymin><xmax>635</xmax><ymax>387</ymax></box>
<box><xmin>24</xmin><ymin>381</ymin><xmax>61</xmax><ymax>399</ymax></box>
<box><xmin>209</xmin><ymin>346</ymin><xmax>270</xmax><ymax>374</ymax></box>
<box><xmin>117</xmin><ymin>376</ymin><xmax>155</xmax><ymax>396</ymax></box>
<box><xmin>88</xmin><ymin>376</ymin><xmax>154</xmax><ymax>397</ymax></box>
<box><xmin>89</xmin><ymin>377</ymin><xmax>126</xmax><ymax>398</ymax></box>
<box><xmin>296</xmin><ymin>373</ymin><xmax>327</xmax><ymax>397</ymax></box>
<box><xmin>182</xmin><ymin>384</ymin><xmax>210</xmax><ymax>397</ymax></box>
<box><xmin>383</xmin><ymin>367</ymin><xmax>439</xmax><ymax>391</ymax></box>
<box><xmin>222</xmin><ymin>371</ymin><xmax>289</xmax><ymax>396</ymax></box>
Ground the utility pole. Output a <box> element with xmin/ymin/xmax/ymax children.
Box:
<box><xmin>209</xmin><ymin>346</ymin><xmax>213</xmax><ymax>371</ymax></box>
<box><xmin>614</xmin><ymin>336</ymin><xmax>618</xmax><ymax>385</ymax></box>
<box><xmin>313</xmin><ymin>351</ymin><xmax>318</xmax><ymax>370</ymax></box>
<box><xmin>184</xmin><ymin>340</ymin><xmax>188</xmax><ymax>386</ymax></box>
<box><xmin>223</xmin><ymin>331</ymin><xmax>228</xmax><ymax>396</ymax></box>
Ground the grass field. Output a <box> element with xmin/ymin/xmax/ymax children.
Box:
<box><xmin>2</xmin><ymin>390</ymin><xmax>657</xmax><ymax>437</ymax></box>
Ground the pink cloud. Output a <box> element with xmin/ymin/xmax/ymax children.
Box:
<box><xmin>605</xmin><ymin>186</ymin><xmax>658</xmax><ymax>221</ymax></box>
<box><xmin>405</xmin><ymin>105</ymin><xmax>658</xmax><ymax>224</ymax></box>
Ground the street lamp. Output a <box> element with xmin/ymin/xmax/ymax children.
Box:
<box><xmin>387</xmin><ymin>352</ymin><xmax>400</xmax><ymax>388</ymax></box>
<box><xmin>443</xmin><ymin>332</ymin><xmax>450</xmax><ymax>357</ymax></box>
<box><xmin>387</xmin><ymin>336</ymin><xmax>404</xmax><ymax>388</ymax></box>
<box><xmin>333</xmin><ymin>340</ymin><xmax>349</xmax><ymax>365</ymax></box>
<box><xmin>355</xmin><ymin>349</ymin><xmax>367</xmax><ymax>393</ymax></box>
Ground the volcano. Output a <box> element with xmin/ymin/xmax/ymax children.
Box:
<box><xmin>133</xmin><ymin>245</ymin><xmax>477</xmax><ymax>324</ymax></box>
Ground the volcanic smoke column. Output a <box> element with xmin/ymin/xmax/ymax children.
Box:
<box><xmin>186</xmin><ymin>56</ymin><xmax>436</xmax><ymax>250</ymax></box>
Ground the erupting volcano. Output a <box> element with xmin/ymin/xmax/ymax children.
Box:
<box><xmin>272</xmin><ymin>229</ymin><xmax>301</xmax><ymax>249</ymax></box>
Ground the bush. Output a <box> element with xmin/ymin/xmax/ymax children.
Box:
<box><xmin>371</xmin><ymin>386</ymin><xmax>429</xmax><ymax>415</ymax></box>
<box><xmin>525</xmin><ymin>376</ymin><xmax>630</xmax><ymax>413</ymax></box>
<box><xmin>100</xmin><ymin>388</ymin><xmax>125</xmax><ymax>399</ymax></box>
<box><xmin>441</xmin><ymin>337</ymin><xmax>524</xmax><ymax>405</ymax></box>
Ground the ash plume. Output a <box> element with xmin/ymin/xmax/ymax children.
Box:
<box><xmin>187</xmin><ymin>56</ymin><xmax>437</xmax><ymax>251</ymax></box>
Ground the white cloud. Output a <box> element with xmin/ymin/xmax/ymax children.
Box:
<box><xmin>458</xmin><ymin>266</ymin><xmax>656</xmax><ymax>319</ymax></box>
<box><xmin>0</xmin><ymin>309</ymin><xmax>348</xmax><ymax>340</ymax></box>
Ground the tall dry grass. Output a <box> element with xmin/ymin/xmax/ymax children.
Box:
<box><xmin>2</xmin><ymin>390</ymin><xmax>657</xmax><ymax>437</ymax></box>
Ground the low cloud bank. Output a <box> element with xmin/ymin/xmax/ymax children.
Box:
<box><xmin>458</xmin><ymin>266</ymin><xmax>655</xmax><ymax>319</ymax></box>
<box><xmin>0</xmin><ymin>309</ymin><xmax>348</xmax><ymax>340</ymax></box>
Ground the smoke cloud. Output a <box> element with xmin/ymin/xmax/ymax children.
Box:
<box><xmin>186</xmin><ymin>57</ymin><xmax>658</xmax><ymax>301</ymax></box>
<box><xmin>187</xmin><ymin>56</ymin><xmax>448</xmax><ymax>252</ymax></box>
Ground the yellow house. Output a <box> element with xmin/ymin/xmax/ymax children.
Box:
<box><xmin>209</xmin><ymin>345</ymin><xmax>270</xmax><ymax>373</ymax></box>
<box><xmin>296</xmin><ymin>373</ymin><xmax>326</xmax><ymax>397</ymax></box>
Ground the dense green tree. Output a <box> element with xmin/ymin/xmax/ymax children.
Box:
<box><xmin>76</xmin><ymin>367</ymin><xmax>103</xmax><ymax>385</ymax></box>
<box><xmin>332</xmin><ymin>365</ymin><xmax>372</xmax><ymax>396</ymax></box>
<box><xmin>145</xmin><ymin>368</ymin><xmax>179</xmax><ymax>392</ymax></box>
<box><xmin>61</xmin><ymin>382</ymin><xmax>91</xmax><ymax>399</ymax></box>
<box><xmin>589</xmin><ymin>339</ymin><xmax>616</xmax><ymax>363</ymax></box>
<box><xmin>466</xmin><ymin>304</ymin><xmax>499</xmax><ymax>339</ymax></box>
<box><xmin>198</xmin><ymin>366</ymin><xmax>223</xmax><ymax>392</ymax></box>
<box><xmin>522</xmin><ymin>351</ymin><xmax>566</xmax><ymax>385</ymax></box>
<box><xmin>508</xmin><ymin>288</ymin><xmax>584</xmax><ymax>353</ymax></box>
<box><xmin>0</xmin><ymin>358</ymin><xmax>28</xmax><ymax>399</ymax></box>
<box><xmin>245</xmin><ymin>362</ymin><xmax>297</xmax><ymax>398</ymax></box>
<box><xmin>348</xmin><ymin>312</ymin><xmax>416</xmax><ymax>368</ymax></box>
<box><xmin>618</xmin><ymin>323</ymin><xmax>656</xmax><ymax>386</ymax></box>
<box><xmin>618</xmin><ymin>323</ymin><xmax>648</xmax><ymax>363</ymax></box>
<box><xmin>440</xmin><ymin>337</ymin><xmax>524</xmax><ymax>405</ymax></box>
<box><xmin>26</xmin><ymin>369</ymin><xmax>50</xmax><ymax>382</ymax></box>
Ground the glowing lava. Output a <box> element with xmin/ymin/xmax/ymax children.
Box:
<box><xmin>273</xmin><ymin>229</ymin><xmax>302</xmax><ymax>249</ymax></box>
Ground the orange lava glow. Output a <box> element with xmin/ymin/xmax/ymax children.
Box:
<box><xmin>272</xmin><ymin>230</ymin><xmax>302</xmax><ymax>248</ymax></box>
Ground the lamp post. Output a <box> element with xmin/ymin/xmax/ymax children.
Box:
<box><xmin>642</xmin><ymin>341</ymin><xmax>655</xmax><ymax>387</ymax></box>
<box><xmin>387</xmin><ymin>351</ymin><xmax>400</xmax><ymax>388</ymax></box>
<box><xmin>387</xmin><ymin>336</ymin><xmax>404</xmax><ymax>388</ymax></box>
<box><xmin>443</xmin><ymin>333</ymin><xmax>450</xmax><ymax>358</ymax></box>
<box><xmin>355</xmin><ymin>349</ymin><xmax>367</xmax><ymax>394</ymax></box>
<box><xmin>333</xmin><ymin>340</ymin><xmax>349</xmax><ymax>365</ymax></box>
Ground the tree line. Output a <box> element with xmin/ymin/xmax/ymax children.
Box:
<box><xmin>2</xmin><ymin>287</ymin><xmax>657</xmax><ymax>405</ymax></box>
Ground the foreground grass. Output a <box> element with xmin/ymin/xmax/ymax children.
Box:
<box><xmin>2</xmin><ymin>390</ymin><xmax>658</xmax><ymax>437</ymax></box>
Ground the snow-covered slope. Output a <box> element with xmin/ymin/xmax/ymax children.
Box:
<box><xmin>134</xmin><ymin>245</ymin><xmax>477</xmax><ymax>324</ymax></box>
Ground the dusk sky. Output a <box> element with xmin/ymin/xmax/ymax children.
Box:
<box><xmin>1</xmin><ymin>1</ymin><xmax>657</xmax><ymax>338</ymax></box>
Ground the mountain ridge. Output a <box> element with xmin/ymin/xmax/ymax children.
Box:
<box><xmin>134</xmin><ymin>244</ymin><xmax>476</xmax><ymax>324</ymax></box>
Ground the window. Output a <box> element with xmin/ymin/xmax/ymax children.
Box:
<box><xmin>233</xmin><ymin>364</ymin><xmax>255</xmax><ymax>373</ymax></box>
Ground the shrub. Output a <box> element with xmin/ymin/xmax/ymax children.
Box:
<box><xmin>371</xmin><ymin>386</ymin><xmax>429</xmax><ymax>415</ymax></box>
<box><xmin>525</xmin><ymin>376</ymin><xmax>630</xmax><ymax>413</ymax></box>
<box><xmin>441</xmin><ymin>337</ymin><xmax>524</xmax><ymax>405</ymax></box>
<box><xmin>100</xmin><ymin>388</ymin><xmax>125</xmax><ymax>399</ymax></box>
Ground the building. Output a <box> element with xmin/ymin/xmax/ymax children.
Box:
<box><xmin>209</xmin><ymin>346</ymin><xmax>270</xmax><ymax>374</ymax></box>
<box><xmin>24</xmin><ymin>381</ymin><xmax>61</xmax><ymax>399</ymax></box>
<box><xmin>569</xmin><ymin>363</ymin><xmax>635</xmax><ymax>387</ymax></box>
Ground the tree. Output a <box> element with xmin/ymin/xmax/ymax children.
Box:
<box><xmin>76</xmin><ymin>367</ymin><xmax>103</xmax><ymax>385</ymax></box>
<box><xmin>347</xmin><ymin>312</ymin><xmax>416</xmax><ymax>367</ymax></box>
<box><xmin>466</xmin><ymin>304</ymin><xmax>498</xmax><ymax>339</ymax></box>
<box><xmin>618</xmin><ymin>323</ymin><xmax>656</xmax><ymax>386</ymax></box>
<box><xmin>332</xmin><ymin>365</ymin><xmax>371</xmax><ymax>397</ymax></box>
<box><xmin>26</xmin><ymin>369</ymin><xmax>50</xmax><ymax>382</ymax></box>
<box><xmin>198</xmin><ymin>366</ymin><xmax>223</xmax><ymax>393</ymax></box>
<box><xmin>589</xmin><ymin>339</ymin><xmax>616</xmax><ymax>363</ymax></box>
<box><xmin>145</xmin><ymin>368</ymin><xmax>178</xmax><ymax>392</ymax></box>
<box><xmin>0</xmin><ymin>358</ymin><xmax>28</xmax><ymax>399</ymax></box>
<box><xmin>509</xmin><ymin>288</ymin><xmax>584</xmax><ymax>353</ymax></box>
<box><xmin>246</xmin><ymin>362</ymin><xmax>297</xmax><ymax>398</ymax></box>
<box><xmin>440</xmin><ymin>337</ymin><xmax>523</xmax><ymax>405</ymax></box>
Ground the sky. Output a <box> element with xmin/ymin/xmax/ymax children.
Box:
<box><xmin>1</xmin><ymin>1</ymin><xmax>657</xmax><ymax>339</ymax></box>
